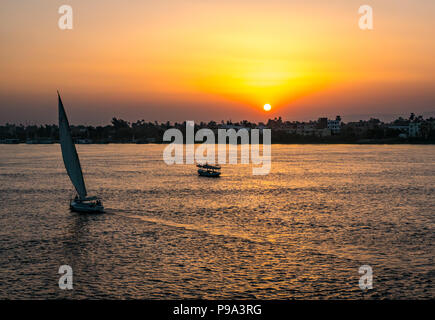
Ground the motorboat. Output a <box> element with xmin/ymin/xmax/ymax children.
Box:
<box><xmin>197</xmin><ymin>163</ymin><xmax>221</xmax><ymax>178</ymax></box>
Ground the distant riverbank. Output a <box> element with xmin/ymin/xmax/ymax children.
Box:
<box><xmin>1</xmin><ymin>139</ymin><xmax>434</xmax><ymax>145</ymax></box>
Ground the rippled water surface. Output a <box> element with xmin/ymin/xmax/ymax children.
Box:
<box><xmin>0</xmin><ymin>144</ymin><xmax>434</xmax><ymax>299</ymax></box>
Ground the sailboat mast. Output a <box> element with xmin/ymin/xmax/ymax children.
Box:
<box><xmin>58</xmin><ymin>92</ymin><xmax>88</xmax><ymax>199</ymax></box>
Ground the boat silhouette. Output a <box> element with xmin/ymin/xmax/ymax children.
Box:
<box><xmin>197</xmin><ymin>163</ymin><xmax>221</xmax><ymax>178</ymax></box>
<box><xmin>58</xmin><ymin>91</ymin><xmax>104</xmax><ymax>213</ymax></box>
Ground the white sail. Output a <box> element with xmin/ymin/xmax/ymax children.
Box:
<box><xmin>58</xmin><ymin>92</ymin><xmax>87</xmax><ymax>199</ymax></box>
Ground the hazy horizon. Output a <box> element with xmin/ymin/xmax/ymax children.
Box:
<box><xmin>1</xmin><ymin>0</ymin><xmax>434</xmax><ymax>124</ymax></box>
<box><xmin>1</xmin><ymin>107</ymin><xmax>434</xmax><ymax>127</ymax></box>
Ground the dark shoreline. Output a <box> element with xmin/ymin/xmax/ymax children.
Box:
<box><xmin>2</xmin><ymin>114</ymin><xmax>435</xmax><ymax>145</ymax></box>
<box><xmin>1</xmin><ymin>141</ymin><xmax>434</xmax><ymax>145</ymax></box>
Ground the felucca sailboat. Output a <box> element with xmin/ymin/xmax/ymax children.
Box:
<box><xmin>58</xmin><ymin>91</ymin><xmax>104</xmax><ymax>213</ymax></box>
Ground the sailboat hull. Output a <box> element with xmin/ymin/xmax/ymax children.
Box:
<box><xmin>70</xmin><ymin>200</ymin><xmax>104</xmax><ymax>213</ymax></box>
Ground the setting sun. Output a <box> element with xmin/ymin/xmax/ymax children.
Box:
<box><xmin>263</xmin><ymin>104</ymin><xmax>272</xmax><ymax>111</ymax></box>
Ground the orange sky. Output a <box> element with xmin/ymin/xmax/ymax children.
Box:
<box><xmin>0</xmin><ymin>0</ymin><xmax>434</xmax><ymax>124</ymax></box>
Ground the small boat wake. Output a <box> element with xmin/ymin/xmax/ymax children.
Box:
<box><xmin>104</xmin><ymin>208</ymin><xmax>267</xmax><ymax>244</ymax></box>
<box><xmin>103</xmin><ymin>209</ymin><xmax>364</xmax><ymax>267</ymax></box>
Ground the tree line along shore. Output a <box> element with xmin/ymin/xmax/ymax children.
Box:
<box><xmin>1</xmin><ymin>114</ymin><xmax>434</xmax><ymax>144</ymax></box>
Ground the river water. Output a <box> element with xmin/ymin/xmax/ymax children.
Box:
<box><xmin>0</xmin><ymin>144</ymin><xmax>433</xmax><ymax>299</ymax></box>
